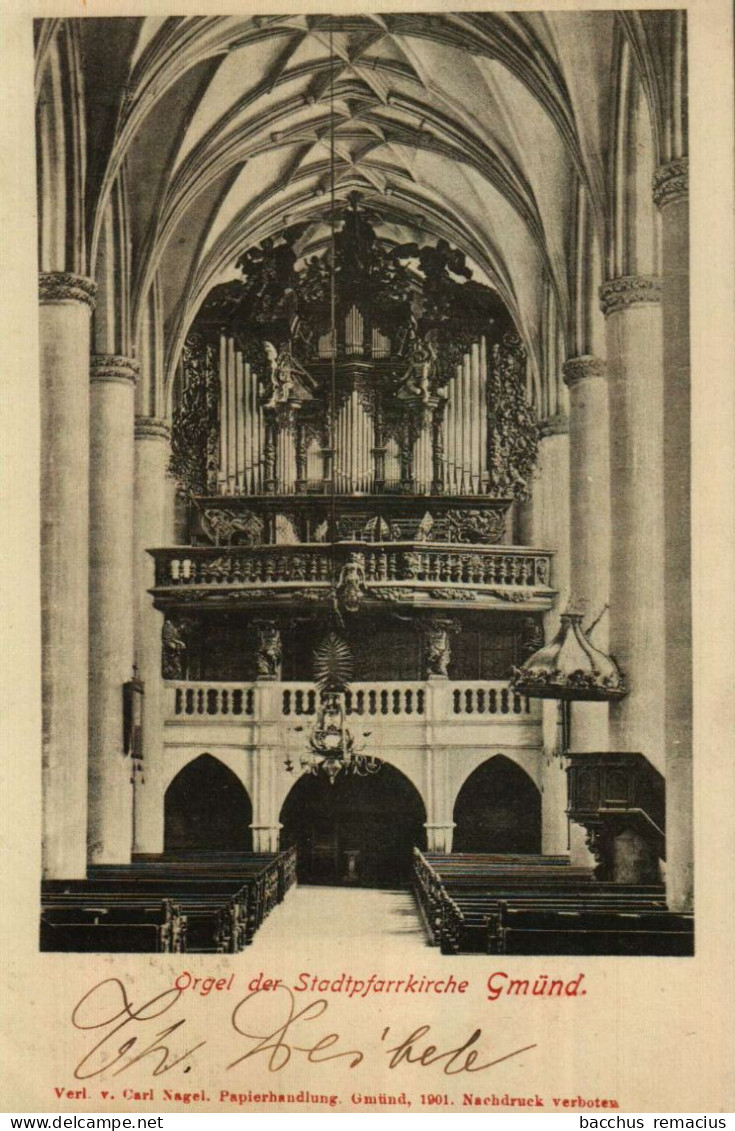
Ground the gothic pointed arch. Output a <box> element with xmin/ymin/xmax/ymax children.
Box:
<box><xmin>453</xmin><ymin>754</ymin><xmax>541</xmax><ymax>854</ymax></box>
<box><xmin>279</xmin><ymin>761</ymin><xmax>426</xmax><ymax>886</ymax></box>
<box><xmin>163</xmin><ymin>753</ymin><xmax>253</xmax><ymax>852</ymax></box>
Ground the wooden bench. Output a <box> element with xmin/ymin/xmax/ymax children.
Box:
<box><xmin>438</xmin><ymin>886</ymin><xmax>666</xmax><ymax>954</ymax></box>
<box><xmin>41</xmin><ymin>848</ymin><xmax>297</xmax><ymax>953</ymax></box>
<box><xmin>413</xmin><ymin>848</ymin><xmax>598</xmax><ymax>948</ymax></box>
<box><xmin>90</xmin><ymin>847</ymin><xmax>297</xmax><ymax>943</ymax></box>
<box><xmin>42</xmin><ymin>883</ymin><xmax>242</xmax><ymax>952</ymax></box>
<box><xmin>40</xmin><ymin>895</ymin><xmax>184</xmax><ymax>952</ymax></box>
<box><xmin>498</xmin><ymin>904</ymin><xmax>694</xmax><ymax>956</ymax></box>
<box><xmin>412</xmin><ymin>849</ymin><xmax>682</xmax><ymax>956</ymax></box>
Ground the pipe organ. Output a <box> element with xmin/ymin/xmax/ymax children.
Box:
<box><xmin>334</xmin><ymin>390</ymin><xmax>375</xmax><ymax>493</ymax></box>
<box><xmin>442</xmin><ymin>335</ymin><xmax>489</xmax><ymax>495</ymax></box>
<box><xmin>214</xmin><ymin>331</ymin><xmax>492</xmax><ymax>497</ymax></box>
<box><xmin>217</xmin><ymin>334</ymin><xmax>265</xmax><ymax>495</ymax></box>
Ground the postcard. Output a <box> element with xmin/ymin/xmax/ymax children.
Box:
<box><xmin>1</xmin><ymin>0</ymin><xmax>733</xmax><ymax>1116</ymax></box>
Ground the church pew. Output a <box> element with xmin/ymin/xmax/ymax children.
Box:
<box><xmin>497</xmin><ymin>905</ymin><xmax>694</xmax><ymax>956</ymax></box>
<box><xmin>437</xmin><ymin>887</ymin><xmax>667</xmax><ymax>954</ymax></box>
<box><xmin>42</xmin><ymin>882</ymin><xmax>246</xmax><ymax>952</ymax></box>
<box><xmin>413</xmin><ymin>850</ymin><xmax>671</xmax><ymax>954</ymax></box>
<box><xmin>48</xmin><ymin>848</ymin><xmax>298</xmax><ymax>952</ymax></box>
<box><xmin>102</xmin><ymin>847</ymin><xmax>297</xmax><ymax>908</ymax></box>
<box><xmin>130</xmin><ymin>847</ymin><xmax>298</xmax><ymax>897</ymax></box>
<box><xmin>413</xmin><ymin>848</ymin><xmax>603</xmax><ymax>947</ymax></box>
<box><xmin>40</xmin><ymin>896</ymin><xmax>185</xmax><ymax>953</ymax></box>
<box><xmin>85</xmin><ymin>872</ymin><xmax>268</xmax><ymax>937</ymax></box>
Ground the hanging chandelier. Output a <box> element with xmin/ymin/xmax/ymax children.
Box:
<box><xmin>281</xmin><ymin>34</ymin><xmax>379</xmax><ymax>786</ymax></box>
<box><xmin>284</xmin><ymin>688</ymin><xmax>381</xmax><ymax>784</ymax></box>
<box><xmin>284</xmin><ymin>632</ymin><xmax>382</xmax><ymax>783</ymax></box>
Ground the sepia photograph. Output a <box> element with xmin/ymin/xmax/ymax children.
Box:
<box><xmin>36</xmin><ymin>10</ymin><xmax>693</xmax><ymax>959</ymax></box>
<box><xmin>3</xmin><ymin>0</ymin><xmax>733</xmax><ymax>1115</ymax></box>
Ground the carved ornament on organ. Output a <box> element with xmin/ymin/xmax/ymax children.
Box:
<box><xmin>170</xmin><ymin>198</ymin><xmax>538</xmax><ymax>506</ymax></box>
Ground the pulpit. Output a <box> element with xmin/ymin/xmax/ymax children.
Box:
<box><xmin>566</xmin><ymin>751</ymin><xmax>665</xmax><ymax>883</ymax></box>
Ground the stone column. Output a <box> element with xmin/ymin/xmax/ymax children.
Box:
<box><xmin>251</xmin><ymin>683</ymin><xmax>282</xmax><ymax>851</ymax></box>
<box><xmin>600</xmin><ymin>276</ymin><xmax>665</xmax><ymax>777</ymax></box>
<box><xmin>562</xmin><ymin>357</ymin><xmax>611</xmax><ymax>753</ymax></box>
<box><xmin>87</xmin><ymin>356</ymin><xmax>139</xmax><ymax>864</ymax></box>
<box><xmin>39</xmin><ymin>273</ymin><xmax>96</xmax><ymax>879</ymax></box>
<box><xmin>563</xmin><ymin>358</ymin><xmax>611</xmax><ymax>869</ymax></box>
<box><xmin>654</xmin><ymin>158</ymin><xmax>692</xmax><ymax>912</ymax></box>
<box><xmin>520</xmin><ymin>415</ymin><xmax>571</xmax><ymax>855</ymax></box>
<box><xmin>424</xmin><ymin>684</ymin><xmax>454</xmax><ymax>851</ymax></box>
<box><xmin>132</xmin><ymin>418</ymin><xmax>171</xmax><ymax>856</ymax></box>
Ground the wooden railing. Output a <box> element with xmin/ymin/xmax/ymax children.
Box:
<box><xmin>151</xmin><ymin>542</ymin><xmax>552</xmax><ymax>592</ymax></box>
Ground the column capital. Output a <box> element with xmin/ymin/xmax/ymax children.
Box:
<box><xmin>90</xmin><ymin>355</ymin><xmax>139</xmax><ymax>386</ymax></box>
<box><xmin>135</xmin><ymin>416</ymin><xmax>170</xmax><ymax>442</ymax></box>
<box><xmin>653</xmin><ymin>157</ymin><xmax>688</xmax><ymax>209</ymax></box>
<box><xmin>599</xmin><ymin>275</ymin><xmax>662</xmax><ymax>316</ymax></box>
<box><xmin>562</xmin><ymin>355</ymin><xmax>607</xmax><ymax>387</ymax></box>
<box><xmin>539</xmin><ymin>414</ymin><xmax>569</xmax><ymax>437</ymax></box>
<box><xmin>39</xmin><ymin>272</ymin><xmax>96</xmax><ymax>309</ymax></box>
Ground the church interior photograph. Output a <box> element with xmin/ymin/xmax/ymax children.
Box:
<box><xmin>36</xmin><ymin>11</ymin><xmax>693</xmax><ymax>955</ymax></box>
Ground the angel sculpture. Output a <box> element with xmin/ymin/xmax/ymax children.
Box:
<box><xmin>162</xmin><ymin>617</ymin><xmax>187</xmax><ymax>679</ymax></box>
<box><xmin>424</xmin><ymin>618</ymin><xmax>453</xmax><ymax>678</ymax></box>
<box><xmin>262</xmin><ymin>341</ymin><xmax>315</xmax><ymax>409</ymax></box>
<box><xmin>397</xmin><ymin>328</ymin><xmax>438</xmax><ymax>406</ymax></box>
<box><xmin>337</xmin><ymin>552</ymin><xmax>366</xmax><ymax>613</ymax></box>
<box><xmin>255</xmin><ymin>621</ymin><xmax>282</xmax><ymax>679</ymax></box>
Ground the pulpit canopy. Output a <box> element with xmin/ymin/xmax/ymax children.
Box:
<box><xmin>511</xmin><ymin>611</ymin><xmax>626</xmax><ymax>702</ymax></box>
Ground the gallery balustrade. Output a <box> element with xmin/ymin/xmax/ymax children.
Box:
<box><xmin>151</xmin><ymin>542</ymin><xmax>553</xmax><ymax>593</ymax></box>
<box><xmin>164</xmin><ymin>680</ymin><xmax>538</xmax><ymax>724</ymax></box>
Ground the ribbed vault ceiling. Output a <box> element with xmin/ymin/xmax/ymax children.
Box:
<box><xmin>82</xmin><ymin>13</ymin><xmax>628</xmax><ymax>380</ymax></box>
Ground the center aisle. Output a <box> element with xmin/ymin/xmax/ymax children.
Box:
<box><xmin>250</xmin><ymin>885</ymin><xmax>429</xmax><ymax>955</ymax></box>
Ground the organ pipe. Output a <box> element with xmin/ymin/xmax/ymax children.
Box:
<box><xmin>479</xmin><ymin>336</ymin><xmax>488</xmax><ymax>492</ymax></box>
<box><xmin>346</xmin><ymin>306</ymin><xmax>364</xmax><ymax>357</ymax></box>
<box><xmin>235</xmin><ymin>351</ymin><xmax>244</xmax><ymax>492</ymax></box>
<box><xmin>329</xmin><ymin>389</ymin><xmax>377</xmax><ymax>493</ymax></box>
<box><xmin>471</xmin><ymin>342</ymin><xmax>481</xmax><ymax>494</ymax></box>
<box><xmin>453</xmin><ymin>361</ymin><xmax>462</xmax><ymax>492</ymax></box>
<box><xmin>349</xmin><ymin>393</ymin><xmax>356</xmax><ymax>487</ymax></box>
<box><xmin>216</xmin><ymin>337</ymin><xmax>268</xmax><ymax>496</ymax></box>
<box><xmin>257</xmin><ymin>398</ymin><xmax>264</xmax><ymax>494</ymax></box>
<box><xmin>245</xmin><ymin>362</ymin><xmax>255</xmax><ymax>494</ymax></box>
<box><xmin>215</xmin><ymin>332</ymin><xmax>493</xmax><ymax>498</ymax></box>
<box><xmin>242</xmin><ymin>360</ymin><xmax>251</xmax><ymax>488</ymax></box>
<box><xmin>307</xmin><ymin>436</ymin><xmax>322</xmax><ymax>483</ymax></box>
<box><xmin>440</xmin><ymin>339</ymin><xmax>489</xmax><ymax>495</ymax></box>
<box><xmin>461</xmin><ymin>353</ymin><xmax>471</xmax><ymax>493</ymax></box>
<box><xmin>227</xmin><ymin>337</ymin><xmax>237</xmax><ymax>491</ymax></box>
<box><xmin>218</xmin><ymin>334</ymin><xmax>227</xmax><ymax>493</ymax></box>
<box><xmin>276</xmin><ymin>420</ymin><xmax>296</xmax><ymax>492</ymax></box>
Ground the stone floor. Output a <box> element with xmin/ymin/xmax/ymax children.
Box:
<box><xmin>251</xmin><ymin>885</ymin><xmax>430</xmax><ymax>957</ymax></box>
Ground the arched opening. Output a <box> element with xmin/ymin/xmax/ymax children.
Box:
<box><xmin>280</xmin><ymin>763</ymin><xmax>426</xmax><ymax>887</ymax></box>
<box><xmin>164</xmin><ymin>754</ymin><xmax>253</xmax><ymax>852</ymax></box>
<box><xmin>453</xmin><ymin>755</ymin><xmax>541</xmax><ymax>854</ymax></box>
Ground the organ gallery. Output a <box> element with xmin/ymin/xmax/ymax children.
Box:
<box><xmin>36</xmin><ymin>12</ymin><xmax>693</xmax><ymax>955</ymax></box>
